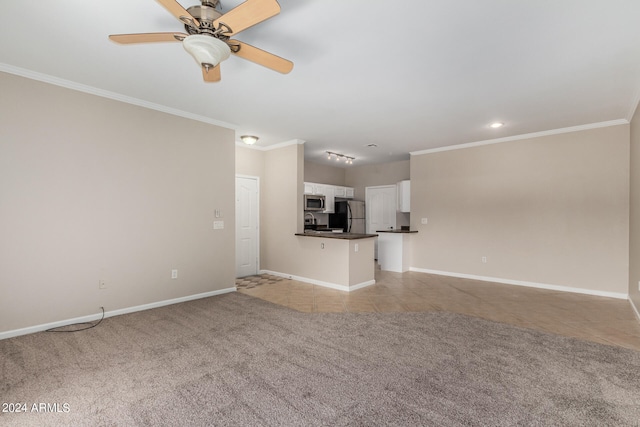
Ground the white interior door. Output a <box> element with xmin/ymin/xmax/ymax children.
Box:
<box><xmin>366</xmin><ymin>185</ymin><xmax>397</xmax><ymax>259</ymax></box>
<box><xmin>236</xmin><ymin>176</ymin><xmax>259</xmax><ymax>278</ymax></box>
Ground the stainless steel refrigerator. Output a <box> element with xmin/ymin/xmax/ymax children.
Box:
<box><xmin>329</xmin><ymin>200</ymin><xmax>365</xmax><ymax>233</ymax></box>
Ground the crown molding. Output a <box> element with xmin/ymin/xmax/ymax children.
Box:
<box><xmin>0</xmin><ymin>64</ymin><xmax>311</xmax><ymax>151</ymax></box>
<box><xmin>410</xmin><ymin>119</ymin><xmax>630</xmax><ymax>156</ymax></box>
<box><xmin>235</xmin><ymin>139</ymin><xmax>305</xmax><ymax>150</ymax></box>
<box><xmin>626</xmin><ymin>82</ymin><xmax>640</xmax><ymax>122</ymax></box>
<box><xmin>0</xmin><ymin>63</ymin><xmax>238</xmax><ymax>131</ymax></box>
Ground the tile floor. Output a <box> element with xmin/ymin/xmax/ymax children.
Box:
<box><xmin>237</xmin><ymin>269</ymin><xmax>640</xmax><ymax>351</ymax></box>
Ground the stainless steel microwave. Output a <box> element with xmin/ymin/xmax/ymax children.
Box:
<box><xmin>304</xmin><ymin>194</ymin><xmax>325</xmax><ymax>211</ymax></box>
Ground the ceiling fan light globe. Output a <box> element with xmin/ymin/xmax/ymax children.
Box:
<box><xmin>183</xmin><ymin>34</ymin><xmax>230</xmax><ymax>68</ymax></box>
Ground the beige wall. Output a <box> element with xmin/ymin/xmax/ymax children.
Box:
<box><xmin>629</xmin><ymin>104</ymin><xmax>640</xmax><ymax>311</ymax></box>
<box><xmin>348</xmin><ymin>238</ymin><xmax>375</xmax><ymax>286</ymax></box>
<box><xmin>410</xmin><ymin>125</ymin><xmax>630</xmax><ymax>296</ymax></box>
<box><xmin>261</xmin><ymin>143</ymin><xmax>305</xmax><ymax>272</ymax></box>
<box><xmin>236</xmin><ymin>142</ymin><xmax>304</xmax><ymax>271</ymax></box>
<box><xmin>345</xmin><ymin>160</ymin><xmax>410</xmax><ymax>201</ymax></box>
<box><xmin>236</xmin><ymin>145</ymin><xmax>267</xmax><ymax>264</ymax></box>
<box><xmin>304</xmin><ymin>161</ymin><xmax>346</xmax><ymax>186</ymax></box>
<box><xmin>0</xmin><ymin>72</ymin><xmax>236</xmax><ymax>333</ymax></box>
<box><xmin>293</xmin><ymin>237</ymin><xmax>351</xmax><ymax>285</ymax></box>
<box><xmin>345</xmin><ymin>160</ymin><xmax>411</xmax><ymax>228</ymax></box>
<box><xmin>236</xmin><ymin>145</ymin><xmax>266</xmax><ymax>178</ymax></box>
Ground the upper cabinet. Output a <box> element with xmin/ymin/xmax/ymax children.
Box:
<box><xmin>397</xmin><ymin>180</ymin><xmax>410</xmax><ymax>213</ymax></box>
<box><xmin>304</xmin><ymin>182</ymin><xmax>321</xmax><ymax>194</ymax></box>
<box><xmin>323</xmin><ymin>185</ymin><xmax>335</xmax><ymax>213</ymax></box>
<box><xmin>333</xmin><ymin>186</ymin><xmax>354</xmax><ymax>199</ymax></box>
<box><xmin>345</xmin><ymin>187</ymin><xmax>355</xmax><ymax>198</ymax></box>
<box><xmin>304</xmin><ymin>182</ymin><xmax>314</xmax><ymax>194</ymax></box>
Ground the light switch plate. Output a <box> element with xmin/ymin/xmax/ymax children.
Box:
<box><xmin>421</xmin><ymin>218</ymin><xmax>428</xmax><ymax>224</ymax></box>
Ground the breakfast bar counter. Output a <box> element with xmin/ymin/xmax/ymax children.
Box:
<box><xmin>294</xmin><ymin>232</ymin><xmax>378</xmax><ymax>240</ymax></box>
<box><xmin>293</xmin><ymin>232</ymin><xmax>377</xmax><ymax>291</ymax></box>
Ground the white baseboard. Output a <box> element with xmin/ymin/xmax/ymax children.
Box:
<box><xmin>260</xmin><ymin>270</ymin><xmax>375</xmax><ymax>292</ymax></box>
<box><xmin>630</xmin><ymin>297</ymin><xmax>640</xmax><ymax>321</ymax></box>
<box><xmin>409</xmin><ymin>267</ymin><xmax>629</xmax><ymax>300</ymax></box>
<box><xmin>0</xmin><ymin>287</ymin><xmax>236</xmax><ymax>341</ymax></box>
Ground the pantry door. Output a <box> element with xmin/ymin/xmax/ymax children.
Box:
<box><xmin>236</xmin><ymin>175</ymin><xmax>259</xmax><ymax>278</ymax></box>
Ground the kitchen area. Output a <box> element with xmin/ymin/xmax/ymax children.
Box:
<box><xmin>297</xmin><ymin>178</ymin><xmax>416</xmax><ymax>291</ymax></box>
<box><xmin>297</xmin><ymin>182</ymin><xmax>378</xmax><ymax>291</ymax></box>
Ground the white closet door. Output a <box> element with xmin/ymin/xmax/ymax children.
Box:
<box><xmin>236</xmin><ymin>176</ymin><xmax>259</xmax><ymax>277</ymax></box>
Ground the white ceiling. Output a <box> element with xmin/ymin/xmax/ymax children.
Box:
<box><xmin>2</xmin><ymin>1</ymin><xmax>640</xmax><ymax>166</ymax></box>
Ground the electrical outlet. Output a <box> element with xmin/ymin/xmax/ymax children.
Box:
<box><xmin>355</xmin><ymin>243</ymin><xmax>359</xmax><ymax>252</ymax></box>
<box><xmin>213</xmin><ymin>221</ymin><xmax>224</xmax><ymax>230</ymax></box>
<box><xmin>421</xmin><ymin>218</ymin><xmax>428</xmax><ymax>225</ymax></box>
<box><xmin>482</xmin><ymin>256</ymin><xmax>487</xmax><ymax>263</ymax></box>
<box><xmin>171</xmin><ymin>269</ymin><xmax>178</xmax><ymax>279</ymax></box>
<box><xmin>98</xmin><ymin>280</ymin><xmax>106</xmax><ymax>290</ymax></box>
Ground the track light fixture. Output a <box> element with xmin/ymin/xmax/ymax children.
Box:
<box><xmin>326</xmin><ymin>151</ymin><xmax>355</xmax><ymax>165</ymax></box>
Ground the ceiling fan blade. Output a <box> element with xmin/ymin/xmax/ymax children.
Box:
<box><xmin>232</xmin><ymin>41</ymin><xmax>293</xmax><ymax>74</ymax></box>
<box><xmin>156</xmin><ymin>0</ymin><xmax>200</xmax><ymax>27</ymax></box>
<box><xmin>213</xmin><ymin>0</ymin><xmax>280</xmax><ymax>36</ymax></box>
<box><xmin>109</xmin><ymin>32</ymin><xmax>187</xmax><ymax>44</ymax></box>
<box><xmin>202</xmin><ymin>64</ymin><xmax>221</xmax><ymax>82</ymax></box>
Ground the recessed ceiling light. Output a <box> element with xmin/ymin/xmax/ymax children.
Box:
<box><xmin>489</xmin><ymin>122</ymin><xmax>504</xmax><ymax>129</ymax></box>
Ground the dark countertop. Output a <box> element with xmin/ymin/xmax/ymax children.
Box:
<box><xmin>376</xmin><ymin>230</ymin><xmax>418</xmax><ymax>233</ymax></box>
<box><xmin>295</xmin><ymin>232</ymin><xmax>378</xmax><ymax>240</ymax></box>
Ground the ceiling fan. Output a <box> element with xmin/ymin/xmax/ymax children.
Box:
<box><xmin>109</xmin><ymin>0</ymin><xmax>293</xmax><ymax>82</ymax></box>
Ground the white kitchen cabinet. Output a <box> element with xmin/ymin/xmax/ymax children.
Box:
<box><xmin>323</xmin><ymin>185</ymin><xmax>335</xmax><ymax>213</ymax></box>
<box><xmin>345</xmin><ymin>187</ymin><xmax>355</xmax><ymax>198</ymax></box>
<box><xmin>333</xmin><ymin>186</ymin><xmax>354</xmax><ymax>199</ymax></box>
<box><xmin>304</xmin><ymin>182</ymin><xmax>315</xmax><ymax>194</ymax></box>
<box><xmin>304</xmin><ymin>182</ymin><xmax>325</xmax><ymax>195</ymax></box>
<box><xmin>397</xmin><ymin>180</ymin><xmax>410</xmax><ymax>213</ymax></box>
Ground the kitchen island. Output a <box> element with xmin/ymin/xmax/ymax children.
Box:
<box><xmin>376</xmin><ymin>230</ymin><xmax>418</xmax><ymax>273</ymax></box>
<box><xmin>291</xmin><ymin>232</ymin><xmax>378</xmax><ymax>291</ymax></box>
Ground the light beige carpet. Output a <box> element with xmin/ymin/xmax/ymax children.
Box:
<box><xmin>1</xmin><ymin>292</ymin><xmax>639</xmax><ymax>426</ymax></box>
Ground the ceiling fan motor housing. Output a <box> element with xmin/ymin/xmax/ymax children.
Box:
<box><xmin>185</xmin><ymin>5</ymin><xmax>224</xmax><ymax>36</ymax></box>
